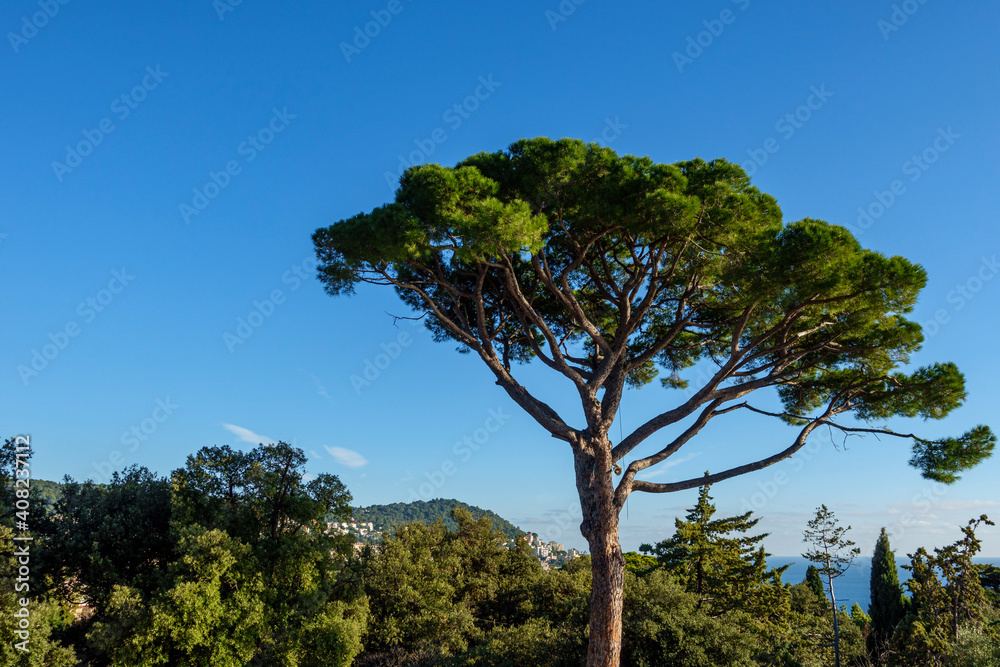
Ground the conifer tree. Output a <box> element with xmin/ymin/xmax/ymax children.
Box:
<box><xmin>850</xmin><ymin>602</ymin><xmax>871</xmax><ymax>635</ymax></box>
<box><xmin>805</xmin><ymin>565</ymin><xmax>826</xmax><ymax>600</ymax></box>
<box><xmin>894</xmin><ymin>514</ymin><xmax>995</xmax><ymax>659</ymax></box>
<box><xmin>889</xmin><ymin>518</ymin><xmax>995</xmax><ymax>666</ymax></box>
<box><xmin>803</xmin><ymin>505</ymin><xmax>860</xmax><ymax>667</ymax></box>
<box><xmin>640</xmin><ymin>480</ymin><xmax>786</xmax><ymax>616</ymax></box>
<box><xmin>892</xmin><ymin>548</ymin><xmax>951</xmax><ymax>666</ymax></box>
<box><xmin>867</xmin><ymin>527</ymin><xmax>905</xmax><ymax>662</ymax></box>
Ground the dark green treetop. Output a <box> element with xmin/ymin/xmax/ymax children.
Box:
<box><xmin>805</xmin><ymin>565</ymin><xmax>826</xmax><ymax>600</ymax></box>
<box><xmin>868</xmin><ymin>527</ymin><xmax>906</xmax><ymax>660</ymax></box>
<box><xmin>41</xmin><ymin>466</ymin><xmax>174</xmax><ymax>612</ymax></box>
<box><xmin>172</xmin><ymin>441</ymin><xmax>353</xmax><ymax>546</ymax></box>
<box><xmin>85</xmin><ymin>442</ymin><xmax>366</xmax><ymax>667</ymax></box>
<box><xmin>979</xmin><ymin>563</ymin><xmax>1000</xmax><ymax>607</ymax></box>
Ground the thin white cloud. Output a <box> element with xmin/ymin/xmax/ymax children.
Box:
<box><xmin>639</xmin><ymin>452</ymin><xmax>703</xmax><ymax>479</ymax></box>
<box><xmin>888</xmin><ymin>500</ymin><xmax>1000</xmax><ymax>512</ymax></box>
<box><xmin>309</xmin><ymin>372</ymin><xmax>336</xmax><ymax>405</ymax></box>
<box><xmin>324</xmin><ymin>445</ymin><xmax>368</xmax><ymax>468</ymax></box>
<box><xmin>222</xmin><ymin>423</ymin><xmax>275</xmax><ymax>444</ymax></box>
<box><xmin>297</xmin><ymin>367</ymin><xmax>336</xmax><ymax>406</ymax></box>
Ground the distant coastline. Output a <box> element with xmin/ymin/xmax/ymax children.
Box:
<box><xmin>770</xmin><ymin>556</ymin><xmax>1000</xmax><ymax>609</ymax></box>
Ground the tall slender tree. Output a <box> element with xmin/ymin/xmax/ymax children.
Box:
<box><xmin>867</xmin><ymin>527</ymin><xmax>906</xmax><ymax>662</ymax></box>
<box><xmin>803</xmin><ymin>505</ymin><xmax>860</xmax><ymax>667</ymax></box>
<box><xmin>312</xmin><ymin>137</ymin><xmax>994</xmax><ymax>666</ymax></box>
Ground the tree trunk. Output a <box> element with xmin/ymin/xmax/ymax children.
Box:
<box><xmin>828</xmin><ymin>572</ymin><xmax>841</xmax><ymax>667</ymax></box>
<box><xmin>576</xmin><ymin>441</ymin><xmax>625</xmax><ymax>667</ymax></box>
<box><xmin>587</xmin><ymin>516</ymin><xmax>624</xmax><ymax>667</ymax></box>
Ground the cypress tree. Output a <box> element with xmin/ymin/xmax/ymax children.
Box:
<box><xmin>805</xmin><ymin>565</ymin><xmax>826</xmax><ymax>600</ymax></box>
<box><xmin>867</xmin><ymin>528</ymin><xmax>905</xmax><ymax>661</ymax></box>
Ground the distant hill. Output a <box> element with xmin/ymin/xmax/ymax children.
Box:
<box><xmin>20</xmin><ymin>482</ymin><xmax>525</xmax><ymax>542</ymax></box>
<box><xmin>31</xmin><ymin>479</ymin><xmax>62</xmax><ymax>509</ymax></box>
<box><xmin>4</xmin><ymin>479</ymin><xmax>62</xmax><ymax>512</ymax></box>
<box><xmin>350</xmin><ymin>498</ymin><xmax>524</xmax><ymax>540</ymax></box>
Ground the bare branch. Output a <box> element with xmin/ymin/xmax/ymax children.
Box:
<box><xmin>385</xmin><ymin>311</ymin><xmax>427</xmax><ymax>327</ymax></box>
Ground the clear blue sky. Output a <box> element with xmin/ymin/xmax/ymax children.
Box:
<box><xmin>3</xmin><ymin>0</ymin><xmax>999</xmax><ymax>557</ymax></box>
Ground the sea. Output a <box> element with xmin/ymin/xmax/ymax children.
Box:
<box><xmin>768</xmin><ymin>557</ymin><xmax>1000</xmax><ymax>610</ymax></box>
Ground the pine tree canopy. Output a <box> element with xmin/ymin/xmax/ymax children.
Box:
<box><xmin>313</xmin><ymin>137</ymin><xmax>994</xmax><ymax>494</ymax></box>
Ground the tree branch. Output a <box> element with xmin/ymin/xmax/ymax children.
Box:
<box><xmin>630</xmin><ymin>417</ymin><xmax>824</xmax><ymax>494</ymax></box>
